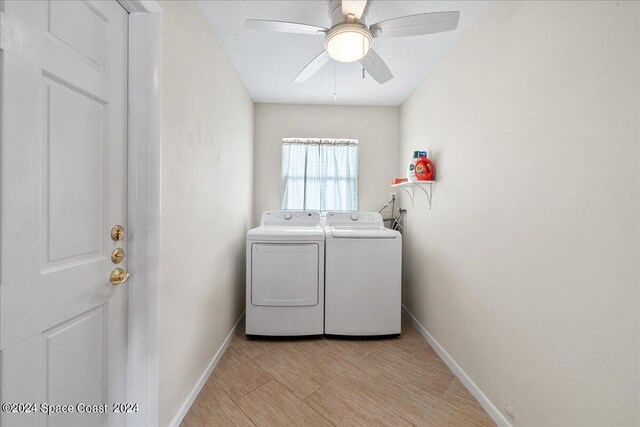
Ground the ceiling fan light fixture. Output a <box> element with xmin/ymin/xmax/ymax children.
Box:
<box><xmin>325</xmin><ymin>24</ymin><xmax>372</xmax><ymax>63</ymax></box>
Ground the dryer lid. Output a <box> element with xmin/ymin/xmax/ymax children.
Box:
<box><xmin>248</xmin><ymin>210</ymin><xmax>325</xmax><ymax>241</ymax></box>
<box><xmin>260</xmin><ymin>210</ymin><xmax>322</xmax><ymax>227</ymax></box>
<box><xmin>247</xmin><ymin>227</ymin><xmax>325</xmax><ymax>240</ymax></box>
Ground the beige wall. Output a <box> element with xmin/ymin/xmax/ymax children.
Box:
<box><xmin>253</xmin><ymin>103</ymin><xmax>400</xmax><ymax>225</ymax></box>
<box><xmin>160</xmin><ymin>2</ymin><xmax>253</xmax><ymax>425</ymax></box>
<box><xmin>400</xmin><ymin>1</ymin><xmax>639</xmax><ymax>425</ymax></box>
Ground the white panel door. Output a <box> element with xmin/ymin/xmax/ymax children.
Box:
<box><xmin>0</xmin><ymin>1</ymin><xmax>129</xmax><ymax>426</ymax></box>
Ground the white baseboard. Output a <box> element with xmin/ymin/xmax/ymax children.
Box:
<box><xmin>169</xmin><ymin>313</ymin><xmax>245</xmax><ymax>427</ymax></box>
<box><xmin>402</xmin><ymin>306</ymin><xmax>512</xmax><ymax>427</ymax></box>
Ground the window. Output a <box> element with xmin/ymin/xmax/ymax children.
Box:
<box><xmin>281</xmin><ymin>138</ymin><xmax>358</xmax><ymax>213</ymax></box>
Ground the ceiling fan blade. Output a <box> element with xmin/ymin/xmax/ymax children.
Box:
<box><xmin>369</xmin><ymin>11</ymin><xmax>460</xmax><ymax>38</ymax></box>
<box><xmin>246</xmin><ymin>19</ymin><xmax>328</xmax><ymax>35</ymax></box>
<box><xmin>361</xmin><ymin>49</ymin><xmax>393</xmax><ymax>84</ymax></box>
<box><xmin>295</xmin><ymin>50</ymin><xmax>331</xmax><ymax>83</ymax></box>
<box><xmin>341</xmin><ymin>0</ymin><xmax>368</xmax><ymax>20</ymax></box>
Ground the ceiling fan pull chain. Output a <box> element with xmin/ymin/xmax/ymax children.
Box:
<box><xmin>334</xmin><ymin>64</ymin><xmax>337</xmax><ymax>100</ymax></box>
<box><xmin>362</xmin><ymin>35</ymin><xmax>365</xmax><ymax>79</ymax></box>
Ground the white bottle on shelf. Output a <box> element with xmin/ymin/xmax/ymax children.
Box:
<box><xmin>407</xmin><ymin>151</ymin><xmax>419</xmax><ymax>181</ymax></box>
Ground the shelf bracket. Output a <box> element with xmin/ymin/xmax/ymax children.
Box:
<box><xmin>398</xmin><ymin>186</ymin><xmax>415</xmax><ymax>207</ymax></box>
<box><xmin>414</xmin><ymin>183</ymin><xmax>433</xmax><ymax>209</ymax></box>
<box><xmin>391</xmin><ymin>181</ymin><xmax>434</xmax><ymax>210</ymax></box>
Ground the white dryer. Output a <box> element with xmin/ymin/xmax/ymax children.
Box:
<box><xmin>324</xmin><ymin>211</ymin><xmax>402</xmax><ymax>336</ymax></box>
<box><xmin>246</xmin><ymin>211</ymin><xmax>324</xmax><ymax>336</ymax></box>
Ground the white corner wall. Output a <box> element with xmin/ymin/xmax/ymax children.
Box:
<box><xmin>160</xmin><ymin>2</ymin><xmax>253</xmax><ymax>425</ymax></box>
<box><xmin>400</xmin><ymin>1</ymin><xmax>639</xmax><ymax>425</ymax></box>
<box><xmin>253</xmin><ymin>103</ymin><xmax>400</xmax><ymax>225</ymax></box>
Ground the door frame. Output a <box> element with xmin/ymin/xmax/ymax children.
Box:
<box><xmin>117</xmin><ymin>1</ymin><xmax>162</xmax><ymax>425</ymax></box>
<box><xmin>0</xmin><ymin>0</ymin><xmax>162</xmax><ymax>424</ymax></box>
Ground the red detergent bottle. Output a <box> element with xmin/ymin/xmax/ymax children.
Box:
<box><xmin>414</xmin><ymin>151</ymin><xmax>435</xmax><ymax>181</ymax></box>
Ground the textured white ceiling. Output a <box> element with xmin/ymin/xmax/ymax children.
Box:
<box><xmin>197</xmin><ymin>1</ymin><xmax>489</xmax><ymax>106</ymax></box>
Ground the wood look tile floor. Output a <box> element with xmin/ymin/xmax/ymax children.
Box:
<box><xmin>181</xmin><ymin>316</ymin><xmax>496</xmax><ymax>427</ymax></box>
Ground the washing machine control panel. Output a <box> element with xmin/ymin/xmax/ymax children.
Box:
<box><xmin>261</xmin><ymin>210</ymin><xmax>322</xmax><ymax>227</ymax></box>
<box><xmin>325</xmin><ymin>212</ymin><xmax>383</xmax><ymax>226</ymax></box>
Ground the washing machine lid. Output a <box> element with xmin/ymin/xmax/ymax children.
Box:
<box><xmin>247</xmin><ymin>210</ymin><xmax>325</xmax><ymax>241</ymax></box>
<box><xmin>324</xmin><ymin>211</ymin><xmax>399</xmax><ymax>239</ymax></box>
<box><xmin>329</xmin><ymin>226</ymin><xmax>398</xmax><ymax>239</ymax></box>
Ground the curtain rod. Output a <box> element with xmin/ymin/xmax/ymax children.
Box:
<box><xmin>283</xmin><ymin>138</ymin><xmax>359</xmax><ymax>146</ymax></box>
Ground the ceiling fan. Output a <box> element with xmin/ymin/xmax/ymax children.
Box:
<box><xmin>246</xmin><ymin>0</ymin><xmax>460</xmax><ymax>84</ymax></box>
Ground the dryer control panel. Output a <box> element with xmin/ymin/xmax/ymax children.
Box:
<box><xmin>324</xmin><ymin>211</ymin><xmax>384</xmax><ymax>227</ymax></box>
<box><xmin>261</xmin><ymin>210</ymin><xmax>322</xmax><ymax>227</ymax></box>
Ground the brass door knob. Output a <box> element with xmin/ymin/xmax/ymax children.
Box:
<box><xmin>111</xmin><ymin>248</ymin><xmax>125</xmax><ymax>264</ymax></box>
<box><xmin>110</xmin><ymin>268</ymin><xmax>130</xmax><ymax>285</ymax></box>
<box><xmin>111</xmin><ymin>225</ymin><xmax>125</xmax><ymax>241</ymax></box>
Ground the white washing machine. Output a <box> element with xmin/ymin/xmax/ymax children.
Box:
<box><xmin>246</xmin><ymin>210</ymin><xmax>325</xmax><ymax>336</ymax></box>
<box><xmin>324</xmin><ymin>211</ymin><xmax>402</xmax><ymax>336</ymax></box>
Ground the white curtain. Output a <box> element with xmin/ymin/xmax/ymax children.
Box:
<box><xmin>281</xmin><ymin>138</ymin><xmax>358</xmax><ymax>213</ymax></box>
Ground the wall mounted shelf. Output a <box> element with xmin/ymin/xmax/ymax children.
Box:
<box><xmin>391</xmin><ymin>181</ymin><xmax>435</xmax><ymax>209</ymax></box>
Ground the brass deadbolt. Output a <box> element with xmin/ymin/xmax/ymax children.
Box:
<box><xmin>111</xmin><ymin>225</ymin><xmax>125</xmax><ymax>241</ymax></box>
<box><xmin>111</xmin><ymin>248</ymin><xmax>125</xmax><ymax>264</ymax></box>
